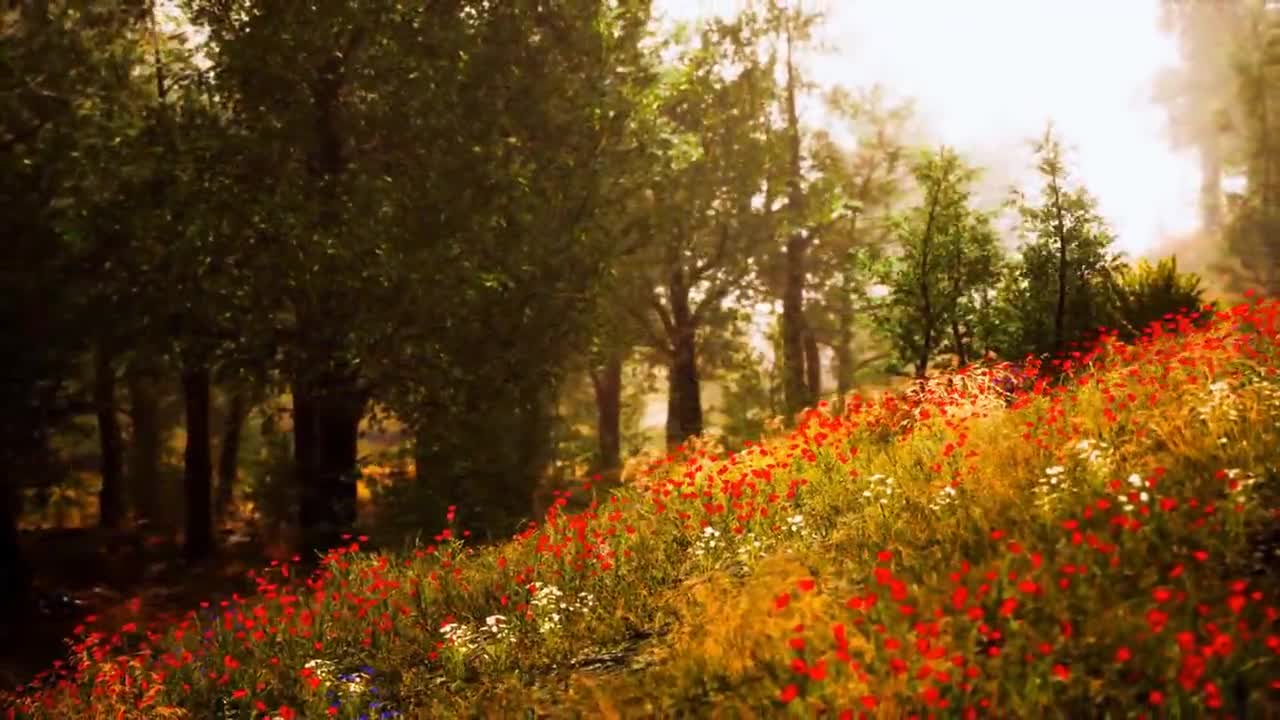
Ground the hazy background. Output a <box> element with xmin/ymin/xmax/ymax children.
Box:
<box><xmin>658</xmin><ymin>0</ymin><xmax>1202</xmax><ymax>258</ymax></box>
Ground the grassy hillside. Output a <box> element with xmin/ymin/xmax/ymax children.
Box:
<box><xmin>5</xmin><ymin>300</ymin><xmax>1280</xmax><ymax>719</ymax></box>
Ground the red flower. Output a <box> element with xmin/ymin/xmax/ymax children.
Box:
<box><xmin>1114</xmin><ymin>647</ymin><xmax>1131</xmax><ymax>663</ymax></box>
<box><xmin>1146</xmin><ymin>609</ymin><xmax>1168</xmax><ymax>633</ymax></box>
<box><xmin>779</xmin><ymin>684</ymin><xmax>799</xmax><ymax>703</ymax></box>
<box><xmin>1051</xmin><ymin>664</ymin><xmax>1070</xmax><ymax>680</ymax></box>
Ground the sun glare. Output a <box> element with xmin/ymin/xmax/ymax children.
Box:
<box><xmin>657</xmin><ymin>0</ymin><xmax>1202</xmax><ymax>257</ymax></box>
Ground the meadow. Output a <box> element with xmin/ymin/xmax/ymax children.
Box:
<box><xmin>4</xmin><ymin>298</ymin><xmax>1280</xmax><ymax>719</ymax></box>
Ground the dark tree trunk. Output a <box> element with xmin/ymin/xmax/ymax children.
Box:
<box><xmin>293</xmin><ymin>371</ymin><xmax>364</xmax><ymax>556</ymax></box>
<box><xmin>663</xmin><ymin>264</ymin><xmax>703</xmax><ymax>450</ymax></box>
<box><xmin>0</xmin><ymin>466</ymin><xmax>30</xmax><ymax>618</ymax></box>
<box><xmin>780</xmin><ymin>15</ymin><xmax>812</xmax><ymax>420</ymax></box>
<box><xmin>666</xmin><ymin>326</ymin><xmax>702</xmax><ymax>450</ymax></box>
<box><xmin>781</xmin><ymin>239</ymin><xmax>812</xmax><ymax>419</ymax></box>
<box><xmin>94</xmin><ymin>343</ymin><xmax>125</xmax><ymax>530</ymax></box>
<box><xmin>511</xmin><ymin>384</ymin><xmax>554</xmax><ymax>524</ymax></box>
<box><xmin>803</xmin><ymin>322</ymin><xmax>821</xmax><ymax>401</ymax></box>
<box><xmin>288</xmin><ymin>34</ymin><xmax>366</xmax><ymax>556</ymax></box>
<box><xmin>952</xmin><ymin>316</ymin><xmax>969</xmax><ymax>367</ymax></box>
<box><xmin>590</xmin><ymin>355</ymin><xmax>623</xmax><ymax>481</ymax></box>
<box><xmin>215</xmin><ymin>390</ymin><xmax>250</xmax><ymax>524</ymax></box>
<box><xmin>181</xmin><ymin>365</ymin><xmax>213</xmax><ymax>563</ymax></box>
<box><xmin>833</xmin><ymin>307</ymin><xmax>855</xmax><ymax>416</ymax></box>
<box><xmin>126</xmin><ymin>364</ymin><xmax>164</xmax><ymax>527</ymax></box>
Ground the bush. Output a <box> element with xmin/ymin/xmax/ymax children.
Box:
<box><xmin>1109</xmin><ymin>255</ymin><xmax>1212</xmax><ymax>342</ymax></box>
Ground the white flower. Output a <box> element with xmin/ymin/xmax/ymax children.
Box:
<box><xmin>1127</xmin><ymin>473</ymin><xmax>1144</xmax><ymax>488</ymax></box>
<box><xmin>1045</xmin><ymin>466</ymin><xmax>1065</xmax><ymax>476</ymax></box>
<box><xmin>304</xmin><ymin>658</ymin><xmax>337</xmax><ymax>682</ymax></box>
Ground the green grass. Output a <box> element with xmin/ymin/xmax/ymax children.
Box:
<box><xmin>5</xmin><ymin>300</ymin><xmax>1280</xmax><ymax>719</ymax></box>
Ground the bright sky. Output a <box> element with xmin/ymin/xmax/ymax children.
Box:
<box><xmin>656</xmin><ymin>0</ymin><xmax>1203</xmax><ymax>258</ymax></box>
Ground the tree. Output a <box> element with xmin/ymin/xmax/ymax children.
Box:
<box><xmin>1003</xmin><ymin>126</ymin><xmax>1124</xmax><ymax>360</ymax></box>
<box><xmin>769</xmin><ymin>0</ymin><xmax>826</xmax><ymax>420</ymax></box>
<box><xmin>0</xmin><ymin>0</ymin><xmax>157</xmax><ymax>607</ymax></box>
<box><xmin>1155</xmin><ymin>0</ymin><xmax>1251</xmax><ymax>234</ymax></box>
<box><xmin>183</xmin><ymin>0</ymin><xmax>665</xmax><ymax>540</ymax></box>
<box><xmin>1219</xmin><ymin>1</ymin><xmax>1280</xmax><ymax>296</ymax></box>
<box><xmin>624</xmin><ymin>12</ymin><xmax>776</xmax><ymax>450</ymax></box>
<box><xmin>875</xmin><ymin>146</ymin><xmax>995</xmax><ymax>378</ymax></box>
<box><xmin>808</xmin><ymin>84</ymin><xmax>912</xmax><ymax>408</ymax></box>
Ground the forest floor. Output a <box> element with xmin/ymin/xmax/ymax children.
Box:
<box><xmin>0</xmin><ymin>525</ymin><xmax>287</xmax><ymax>693</ymax></box>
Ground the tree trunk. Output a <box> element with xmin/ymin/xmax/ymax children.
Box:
<box><xmin>781</xmin><ymin>238</ymin><xmax>811</xmax><ymax>417</ymax></box>
<box><xmin>0</xmin><ymin>466</ymin><xmax>31</xmax><ymax>618</ymax></box>
<box><xmin>294</xmin><ymin>370</ymin><xmax>364</xmax><ymax>556</ymax></box>
<box><xmin>215</xmin><ymin>389</ymin><xmax>250</xmax><ymax>525</ymax></box>
<box><xmin>803</xmin><ymin>322</ymin><xmax>821</xmax><ymax>401</ymax></box>
<box><xmin>94</xmin><ymin>343</ymin><xmax>125</xmax><ymax>530</ymax></box>
<box><xmin>510</xmin><ymin>384</ymin><xmax>554</xmax><ymax>526</ymax></box>
<box><xmin>181</xmin><ymin>365</ymin><xmax>213</xmax><ymax>563</ymax></box>
<box><xmin>1200</xmin><ymin>144</ymin><xmax>1223</xmax><ymax>233</ymax></box>
<box><xmin>780</xmin><ymin>13</ymin><xmax>812</xmax><ymax>420</ymax></box>
<box><xmin>126</xmin><ymin>364</ymin><xmax>164</xmax><ymax>528</ymax></box>
<box><xmin>590</xmin><ymin>355</ymin><xmax>623</xmax><ymax>481</ymax></box>
<box><xmin>663</xmin><ymin>264</ymin><xmax>704</xmax><ymax>450</ymax></box>
<box><xmin>915</xmin><ymin>162</ymin><xmax>943</xmax><ymax>379</ymax></box>
<box><xmin>666</xmin><ymin>325</ymin><xmax>702</xmax><ymax>450</ymax></box>
<box><xmin>951</xmin><ymin>316</ymin><xmax>969</xmax><ymax>366</ymax></box>
<box><xmin>833</xmin><ymin>299</ymin><xmax>855</xmax><ymax>416</ymax></box>
<box><xmin>1049</xmin><ymin>169</ymin><xmax>1070</xmax><ymax>355</ymax></box>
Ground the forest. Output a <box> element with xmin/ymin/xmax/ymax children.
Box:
<box><xmin>2</xmin><ymin>0</ymin><xmax>1280</xmax><ymax>717</ymax></box>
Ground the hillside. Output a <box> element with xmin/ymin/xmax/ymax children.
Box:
<box><xmin>5</xmin><ymin>300</ymin><xmax>1280</xmax><ymax>718</ymax></box>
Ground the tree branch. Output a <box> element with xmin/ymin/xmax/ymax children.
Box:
<box><xmin>690</xmin><ymin>218</ymin><xmax>730</xmax><ymax>283</ymax></box>
<box><xmin>692</xmin><ymin>276</ymin><xmax>734</xmax><ymax>326</ymax></box>
<box><xmin>618</xmin><ymin>291</ymin><xmax>673</xmax><ymax>358</ymax></box>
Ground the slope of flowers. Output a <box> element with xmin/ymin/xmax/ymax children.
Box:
<box><xmin>3</xmin><ymin>299</ymin><xmax>1280</xmax><ymax>719</ymax></box>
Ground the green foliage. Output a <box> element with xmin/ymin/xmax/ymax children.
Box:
<box><xmin>874</xmin><ymin>146</ymin><xmax>1001</xmax><ymax>375</ymax></box>
<box><xmin>713</xmin><ymin>318</ymin><xmax>785</xmax><ymax>448</ymax></box>
<box><xmin>1000</xmin><ymin>126</ymin><xmax>1126</xmax><ymax>359</ymax></box>
<box><xmin>1109</xmin><ymin>256</ymin><xmax>1211</xmax><ymax>341</ymax></box>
